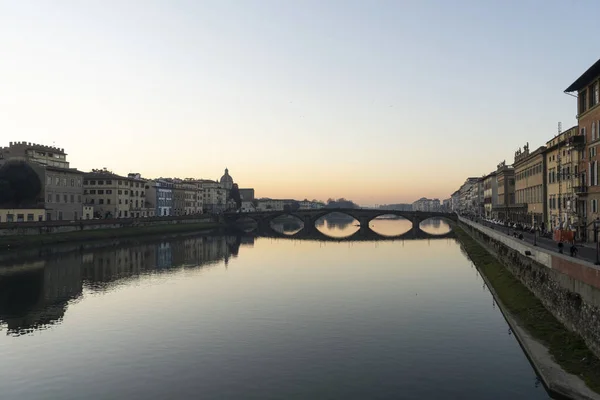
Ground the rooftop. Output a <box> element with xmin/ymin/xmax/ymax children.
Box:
<box><xmin>565</xmin><ymin>57</ymin><xmax>600</xmax><ymax>92</ymax></box>
<box><xmin>46</xmin><ymin>165</ymin><xmax>84</xmax><ymax>174</ymax></box>
<box><xmin>84</xmin><ymin>170</ymin><xmax>129</xmax><ymax>180</ymax></box>
<box><xmin>6</xmin><ymin>141</ymin><xmax>66</xmax><ymax>154</ymax></box>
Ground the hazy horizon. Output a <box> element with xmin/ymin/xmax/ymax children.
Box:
<box><xmin>1</xmin><ymin>0</ymin><xmax>596</xmax><ymax>204</ymax></box>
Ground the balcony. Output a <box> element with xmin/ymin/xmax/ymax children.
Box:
<box><xmin>574</xmin><ymin>186</ymin><xmax>588</xmax><ymax>194</ymax></box>
<box><xmin>568</xmin><ymin>135</ymin><xmax>585</xmax><ymax>148</ymax></box>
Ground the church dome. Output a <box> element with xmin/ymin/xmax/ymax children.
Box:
<box><xmin>220</xmin><ymin>168</ymin><xmax>233</xmax><ymax>185</ymax></box>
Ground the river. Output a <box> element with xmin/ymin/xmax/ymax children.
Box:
<box><xmin>0</xmin><ymin>218</ymin><xmax>550</xmax><ymax>399</ymax></box>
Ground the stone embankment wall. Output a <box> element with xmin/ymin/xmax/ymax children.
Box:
<box><xmin>0</xmin><ymin>215</ymin><xmax>215</xmax><ymax>236</ymax></box>
<box><xmin>460</xmin><ymin>217</ymin><xmax>600</xmax><ymax>359</ymax></box>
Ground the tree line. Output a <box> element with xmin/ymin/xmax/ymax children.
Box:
<box><xmin>0</xmin><ymin>161</ymin><xmax>42</xmax><ymax>208</ymax></box>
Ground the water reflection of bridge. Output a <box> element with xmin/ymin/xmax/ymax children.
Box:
<box><xmin>254</xmin><ymin>224</ymin><xmax>455</xmax><ymax>242</ymax></box>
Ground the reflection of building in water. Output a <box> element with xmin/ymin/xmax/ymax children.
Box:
<box><xmin>81</xmin><ymin>245</ymin><xmax>157</xmax><ymax>287</ymax></box>
<box><xmin>270</xmin><ymin>216</ymin><xmax>304</xmax><ymax>234</ymax></box>
<box><xmin>82</xmin><ymin>236</ymin><xmax>242</xmax><ymax>285</ymax></box>
<box><xmin>156</xmin><ymin>243</ymin><xmax>172</xmax><ymax>269</ymax></box>
<box><xmin>0</xmin><ymin>235</ymin><xmax>243</xmax><ymax>335</ymax></box>
<box><xmin>0</xmin><ymin>256</ymin><xmax>83</xmax><ymax>335</ymax></box>
<box><xmin>240</xmin><ymin>236</ymin><xmax>255</xmax><ymax>247</ymax></box>
<box><xmin>315</xmin><ymin>212</ymin><xmax>355</xmax><ymax>230</ymax></box>
<box><xmin>325</xmin><ymin>219</ymin><xmax>352</xmax><ymax>230</ymax></box>
<box><xmin>421</xmin><ymin>218</ymin><xmax>442</xmax><ymax>228</ymax></box>
<box><xmin>419</xmin><ymin>218</ymin><xmax>452</xmax><ymax>235</ymax></box>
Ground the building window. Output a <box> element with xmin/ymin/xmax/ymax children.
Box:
<box><xmin>99</xmin><ymin>199</ymin><xmax>104</xmax><ymax>204</ymax></box>
<box><xmin>47</xmin><ymin>194</ymin><xmax>52</xmax><ymax>202</ymax></box>
<box><xmin>125</xmin><ymin>199</ymin><xmax>129</xmax><ymax>205</ymax></box>
<box><xmin>77</xmin><ymin>178</ymin><xmax>82</xmax><ymax>186</ymax></box>
<box><xmin>118</xmin><ymin>190</ymin><xmax>122</xmax><ymax>195</ymax></box>
<box><xmin>71</xmin><ymin>178</ymin><xmax>75</xmax><ymax>187</ymax></box>
<box><xmin>119</xmin><ymin>199</ymin><xmax>122</xmax><ymax>204</ymax></box>
<box><xmin>58</xmin><ymin>211</ymin><xmax>63</xmax><ymax>220</ymax></box>
<box><xmin>46</xmin><ymin>176</ymin><xmax>52</xmax><ymax>185</ymax></box>
<box><xmin>70</xmin><ymin>194</ymin><xmax>74</xmax><ymax>203</ymax></box>
<box><xmin>27</xmin><ymin>214</ymin><xmax>34</xmax><ymax>221</ymax></box>
<box><xmin>78</xmin><ymin>195</ymin><xmax>81</xmax><ymax>202</ymax></box>
<box><xmin>125</xmin><ymin>190</ymin><xmax>129</xmax><ymax>195</ymax></box>
<box><xmin>580</xmin><ymin>89</ymin><xmax>588</xmax><ymax>114</ymax></box>
<box><xmin>90</xmin><ymin>199</ymin><xmax>95</xmax><ymax>204</ymax></box>
<box><xmin>107</xmin><ymin>190</ymin><xmax>112</xmax><ymax>194</ymax></box>
<box><xmin>98</xmin><ymin>190</ymin><xmax>104</xmax><ymax>195</ymax></box>
<box><xmin>64</xmin><ymin>194</ymin><xmax>68</xmax><ymax>202</ymax></box>
<box><xmin>62</xmin><ymin>178</ymin><xmax>67</xmax><ymax>186</ymax></box>
<box><xmin>55</xmin><ymin>194</ymin><xmax>60</xmax><ymax>202</ymax></box>
<box><xmin>107</xmin><ymin>199</ymin><xmax>111</xmax><ymax>204</ymax></box>
<box><xmin>55</xmin><ymin>177</ymin><xmax>60</xmax><ymax>185</ymax></box>
<box><xmin>106</xmin><ymin>180</ymin><xmax>112</xmax><ymax>185</ymax></box>
<box><xmin>6</xmin><ymin>214</ymin><xmax>14</xmax><ymax>222</ymax></box>
<box><xmin>98</xmin><ymin>180</ymin><xmax>104</xmax><ymax>185</ymax></box>
<box><xmin>592</xmin><ymin>199</ymin><xmax>598</xmax><ymax>213</ymax></box>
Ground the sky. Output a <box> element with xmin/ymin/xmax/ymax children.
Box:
<box><xmin>0</xmin><ymin>0</ymin><xmax>598</xmax><ymax>205</ymax></box>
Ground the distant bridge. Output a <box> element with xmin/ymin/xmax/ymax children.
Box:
<box><xmin>224</xmin><ymin>208</ymin><xmax>457</xmax><ymax>239</ymax></box>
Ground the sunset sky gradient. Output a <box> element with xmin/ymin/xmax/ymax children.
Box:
<box><xmin>1</xmin><ymin>0</ymin><xmax>597</xmax><ymax>204</ymax></box>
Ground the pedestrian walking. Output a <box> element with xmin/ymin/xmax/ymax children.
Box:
<box><xmin>570</xmin><ymin>243</ymin><xmax>578</xmax><ymax>257</ymax></box>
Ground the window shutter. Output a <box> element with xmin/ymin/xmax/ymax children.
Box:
<box><xmin>589</xmin><ymin>162</ymin><xmax>592</xmax><ymax>186</ymax></box>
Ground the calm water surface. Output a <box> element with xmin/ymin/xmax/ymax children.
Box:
<box><xmin>0</xmin><ymin>219</ymin><xmax>549</xmax><ymax>399</ymax></box>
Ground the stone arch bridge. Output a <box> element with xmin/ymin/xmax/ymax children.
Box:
<box><xmin>224</xmin><ymin>208</ymin><xmax>457</xmax><ymax>239</ymax></box>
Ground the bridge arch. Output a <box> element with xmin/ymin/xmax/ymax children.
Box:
<box><xmin>418</xmin><ymin>216</ymin><xmax>456</xmax><ymax>236</ymax></box>
<box><xmin>268</xmin><ymin>214</ymin><xmax>305</xmax><ymax>235</ymax></box>
<box><xmin>369</xmin><ymin>214</ymin><xmax>414</xmax><ymax>237</ymax></box>
<box><xmin>313</xmin><ymin>211</ymin><xmax>360</xmax><ymax>238</ymax></box>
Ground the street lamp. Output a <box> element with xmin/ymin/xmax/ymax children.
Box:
<box><xmin>595</xmin><ymin>218</ymin><xmax>600</xmax><ymax>265</ymax></box>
